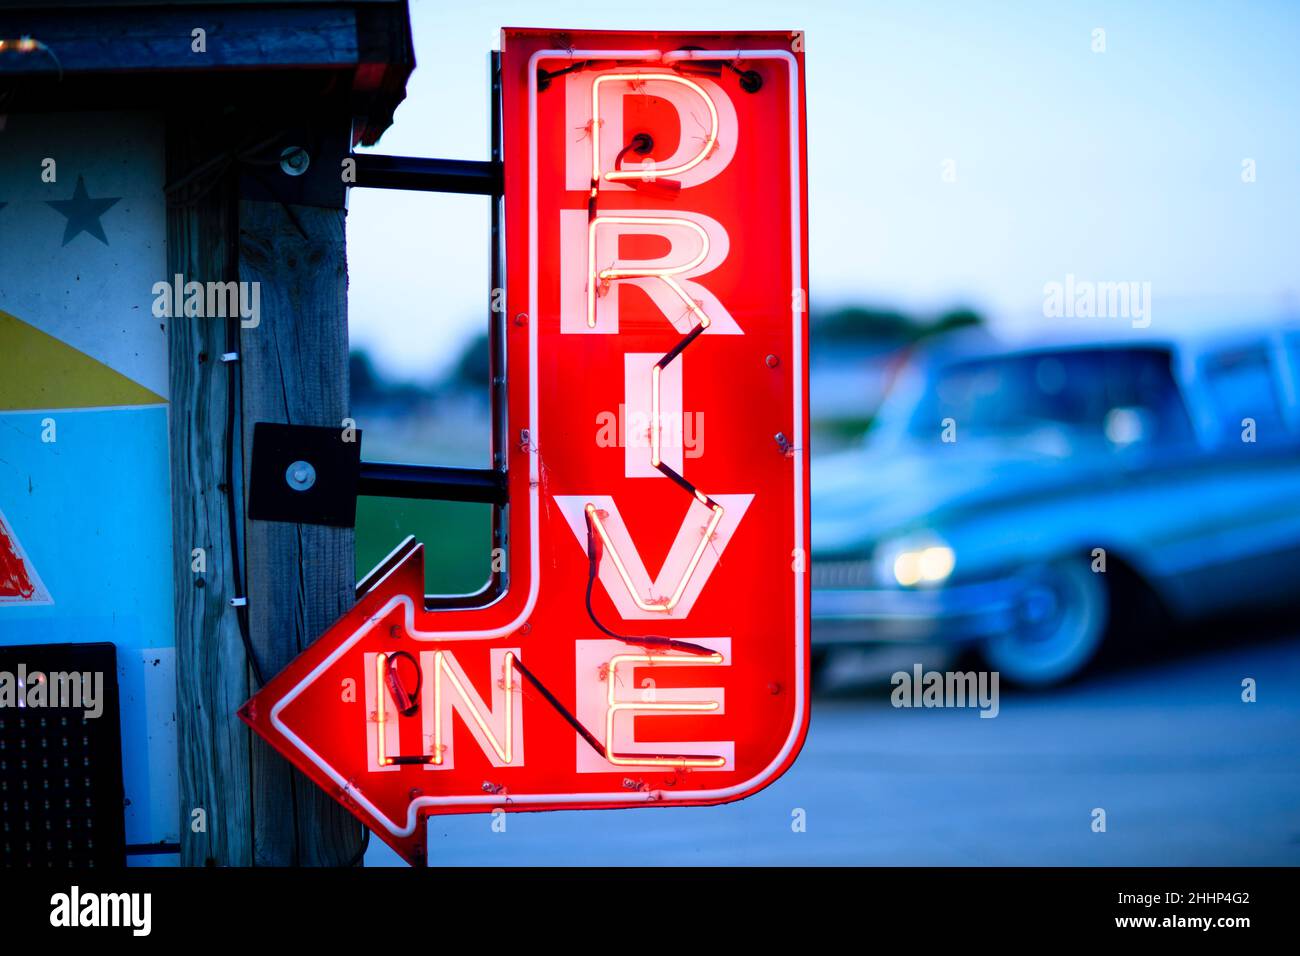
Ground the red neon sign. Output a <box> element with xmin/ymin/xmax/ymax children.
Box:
<box><xmin>241</xmin><ymin>28</ymin><xmax>809</xmax><ymax>865</ymax></box>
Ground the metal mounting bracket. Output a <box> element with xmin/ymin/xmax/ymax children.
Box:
<box><xmin>248</xmin><ymin>422</ymin><xmax>363</xmax><ymax>527</ymax></box>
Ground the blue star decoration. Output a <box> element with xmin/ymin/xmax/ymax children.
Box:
<box><xmin>46</xmin><ymin>175</ymin><xmax>121</xmax><ymax>246</ymax></box>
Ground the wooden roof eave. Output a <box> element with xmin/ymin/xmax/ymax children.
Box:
<box><xmin>0</xmin><ymin>0</ymin><xmax>414</xmax><ymax>146</ymax></box>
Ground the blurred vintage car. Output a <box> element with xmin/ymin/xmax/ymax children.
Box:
<box><xmin>811</xmin><ymin>326</ymin><xmax>1300</xmax><ymax>686</ymax></box>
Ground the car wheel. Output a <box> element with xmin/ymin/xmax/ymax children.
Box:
<box><xmin>979</xmin><ymin>559</ymin><xmax>1109</xmax><ymax>687</ymax></box>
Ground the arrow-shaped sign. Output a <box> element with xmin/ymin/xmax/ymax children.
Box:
<box><xmin>242</xmin><ymin>28</ymin><xmax>811</xmax><ymax>867</ymax></box>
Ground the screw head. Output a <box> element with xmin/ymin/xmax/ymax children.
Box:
<box><xmin>765</xmin><ymin>353</ymin><xmax>780</xmax><ymax>368</ymax></box>
<box><xmin>285</xmin><ymin>460</ymin><xmax>317</xmax><ymax>492</ymax></box>
<box><xmin>279</xmin><ymin>146</ymin><xmax>310</xmax><ymax>177</ymax></box>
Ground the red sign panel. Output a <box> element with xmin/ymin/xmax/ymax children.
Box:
<box><xmin>242</xmin><ymin>28</ymin><xmax>809</xmax><ymax>865</ymax></box>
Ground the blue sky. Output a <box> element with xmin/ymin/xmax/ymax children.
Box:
<box><xmin>346</xmin><ymin>0</ymin><xmax>1300</xmax><ymax>380</ymax></box>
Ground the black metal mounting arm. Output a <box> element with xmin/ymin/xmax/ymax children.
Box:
<box><xmin>358</xmin><ymin>461</ymin><xmax>507</xmax><ymax>507</ymax></box>
<box><xmin>247</xmin><ymin>423</ymin><xmax>508</xmax><ymax>528</ymax></box>
<box><xmin>349</xmin><ymin>153</ymin><xmax>502</xmax><ymax>196</ymax></box>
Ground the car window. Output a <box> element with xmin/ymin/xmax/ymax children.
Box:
<box><xmin>1285</xmin><ymin>332</ymin><xmax>1300</xmax><ymax>409</ymax></box>
<box><xmin>1200</xmin><ymin>345</ymin><xmax>1287</xmax><ymax>443</ymax></box>
<box><xmin>907</xmin><ymin>347</ymin><xmax>1195</xmax><ymax>448</ymax></box>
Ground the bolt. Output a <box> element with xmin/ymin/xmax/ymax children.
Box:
<box><xmin>279</xmin><ymin>146</ymin><xmax>310</xmax><ymax>177</ymax></box>
<box><xmin>285</xmin><ymin>460</ymin><xmax>316</xmax><ymax>492</ymax></box>
<box><xmin>765</xmin><ymin>353</ymin><xmax>780</xmax><ymax>368</ymax></box>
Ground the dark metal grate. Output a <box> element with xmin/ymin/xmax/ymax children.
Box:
<box><xmin>0</xmin><ymin>642</ymin><xmax>125</xmax><ymax>868</ymax></box>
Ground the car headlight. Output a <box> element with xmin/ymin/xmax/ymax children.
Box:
<box><xmin>874</xmin><ymin>536</ymin><xmax>955</xmax><ymax>588</ymax></box>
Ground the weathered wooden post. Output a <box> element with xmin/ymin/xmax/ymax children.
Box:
<box><xmin>166</xmin><ymin>116</ymin><xmax>366</xmax><ymax>866</ymax></box>
<box><xmin>161</xmin><ymin>5</ymin><xmax>415</xmax><ymax>867</ymax></box>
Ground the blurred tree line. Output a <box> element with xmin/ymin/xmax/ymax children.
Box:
<box><xmin>349</xmin><ymin>337</ymin><xmax>488</xmax><ymax>409</ymax></box>
<box><xmin>351</xmin><ymin>304</ymin><xmax>985</xmax><ymax>429</ymax></box>
<box><xmin>811</xmin><ymin>305</ymin><xmax>983</xmax><ymax>346</ymax></box>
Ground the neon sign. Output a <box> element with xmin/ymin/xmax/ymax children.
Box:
<box><xmin>241</xmin><ymin>29</ymin><xmax>810</xmax><ymax>866</ymax></box>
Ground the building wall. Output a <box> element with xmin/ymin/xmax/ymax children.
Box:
<box><xmin>0</xmin><ymin>110</ymin><xmax>178</xmax><ymax>861</ymax></box>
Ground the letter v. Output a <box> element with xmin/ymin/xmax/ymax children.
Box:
<box><xmin>553</xmin><ymin>494</ymin><xmax>753</xmax><ymax>620</ymax></box>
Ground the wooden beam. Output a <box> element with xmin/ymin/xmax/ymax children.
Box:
<box><xmin>0</xmin><ymin>3</ymin><xmax>414</xmax><ymax>149</ymax></box>
<box><xmin>238</xmin><ymin>197</ymin><xmax>362</xmax><ymax>866</ymax></box>
<box><xmin>169</xmin><ymin>116</ymin><xmax>363</xmax><ymax>866</ymax></box>
<box><xmin>166</xmin><ymin>121</ymin><xmax>254</xmax><ymax>867</ymax></box>
<box><xmin>0</xmin><ymin>6</ymin><xmax>359</xmax><ymax>75</ymax></box>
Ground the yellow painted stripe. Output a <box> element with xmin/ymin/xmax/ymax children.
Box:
<box><xmin>0</xmin><ymin>309</ymin><xmax>165</xmax><ymax>410</ymax></box>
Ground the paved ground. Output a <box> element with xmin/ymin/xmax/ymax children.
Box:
<box><xmin>366</xmin><ymin>633</ymin><xmax>1300</xmax><ymax>866</ymax></box>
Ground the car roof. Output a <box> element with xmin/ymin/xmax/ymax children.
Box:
<box><xmin>938</xmin><ymin>318</ymin><xmax>1300</xmax><ymax>366</ymax></box>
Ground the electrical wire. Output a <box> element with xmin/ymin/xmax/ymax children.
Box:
<box><xmin>182</xmin><ymin>127</ymin><xmax>320</xmax><ymax>689</ymax></box>
<box><xmin>208</xmin><ymin>153</ymin><xmax>265</xmax><ymax>689</ymax></box>
<box><xmin>583</xmin><ymin>508</ymin><xmax>715</xmax><ymax>657</ymax></box>
<box><xmin>164</xmin><ymin>132</ymin><xmax>292</xmax><ymax>209</ymax></box>
<box><xmin>345</xmin><ymin>825</ymin><xmax>371</xmax><ymax>867</ymax></box>
<box><xmin>224</xmin><ymin>282</ymin><xmax>264</xmax><ymax>688</ymax></box>
<box><xmin>510</xmin><ymin>655</ymin><xmax>608</xmax><ymax>759</ymax></box>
